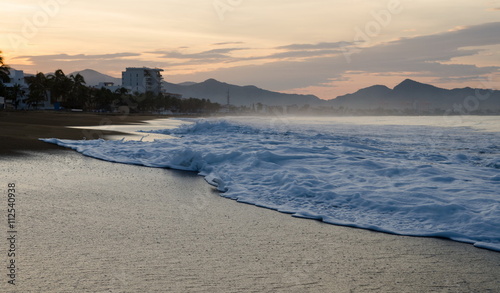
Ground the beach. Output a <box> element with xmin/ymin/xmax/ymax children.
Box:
<box><xmin>1</xmin><ymin>112</ymin><xmax>499</xmax><ymax>292</ymax></box>
<box><xmin>0</xmin><ymin>111</ymin><xmax>163</xmax><ymax>155</ymax></box>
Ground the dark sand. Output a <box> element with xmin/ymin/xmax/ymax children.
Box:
<box><xmin>0</xmin><ymin>111</ymin><xmax>163</xmax><ymax>155</ymax></box>
<box><xmin>0</xmin><ymin>112</ymin><xmax>499</xmax><ymax>292</ymax></box>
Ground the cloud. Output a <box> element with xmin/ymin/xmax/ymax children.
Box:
<box><xmin>10</xmin><ymin>53</ymin><xmax>165</xmax><ymax>76</ymax></box>
<box><xmin>236</xmin><ymin>49</ymin><xmax>343</xmax><ymax>63</ymax></box>
<box><xmin>340</xmin><ymin>22</ymin><xmax>500</xmax><ymax>79</ymax></box>
<box><xmin>235</xmin><ymin>42</ymin><xmax>351</xmax><ymax>62</ymax></box>
<box><xmin>170</xmin><ymin>22</ymin><xmax>500</xmax><ymax>91</ymax></box>
<box><xmin>150</xmin><ymin>48</ymin><xmax>246</xmax><ymax>60</ymax></box>
<box><xmin>151</xmin><ymin>42</ymin><xmax>351</xmax><ymax>65</ymax></box>
<box><xmin>16</xmin><ymin>53</ymin><xmax>141</xmax><ymax>61</ymax></box>
<box><xmin>212</xmin><ymin>41</ymin><xmax>245</xmax><ymax>46</ymax></box>
<box><xmin>356</xmin><ymin>22</ymin><xmax>500</xmax><ymax>62</ymax></box>
<box><xmin>10</xmin><ymin>22</ymin><xmax>500</xmax><ymax>97</ymax></box>
<box><xmin>433</xmin><ymin>76</ymin><xmax>486</xmax><ymax>84</ymax></box>
<box><xmin>276</xmin><ymin>42</ymin><xmax>352</xmax><ymax>50</ymax></box>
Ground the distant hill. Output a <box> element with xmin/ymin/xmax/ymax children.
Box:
<box><xmin>177</xmin><ymin>81</ymin><xmax>197</xmax><ymax>86</ymax></box>
<box><xmin>69</xmin><ymin>69</ymin><xmax>121</xmax><ymax>87</ymax></box>
<box><xmin>331</xmin><ymin>85</ymin><xmax>392</xmax><ymax>109</ymax></box>
<box><xmin>65</xmin><ymin>70</ymin><xmax>320</xmax><ymax>106</ymax></box>
<box><xmin>329</xmin><ymin>79</ymin><xmax>500</xmax><ymax>111</ymax></box>
<box><xmin>61</xmin><ymin>69</ymin><xmax>500</xmax><ymax>111</ymax></box>
<box><xmin>163</xmin><ymin>78</ymin><xmax>323</xmax><ymax>106</ymax></box>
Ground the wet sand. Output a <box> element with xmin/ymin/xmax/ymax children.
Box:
<box><xmin>0</xmin><ymin>150</ymin><xmax>499</xmax><ymax>292</ymax></box>
<box><xmin>0</xmin><ymin>111</ymin><xmax>165</xmax><ymax>155</ymax></box>
<box><xmin>0</xmin><ymin>112</ymin><xmax>499</xmax><ymax>292</ymax></box>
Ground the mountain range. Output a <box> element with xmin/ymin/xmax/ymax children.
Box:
<box><xmin>69</xmin><ymin>69</ymin><xmax>121</xmax><ymax>86</ymax></box>
<box><xmin>162</xmin><ymin>79</ymin><xmax>322</xmax><ymax>106</ymax></box>
<box><xmin>69</xmin><ymin>69</ymin><xmax>320</xmax><ymax>106</ymax></box>
<box><xmin>332</xmin><ymin>79</ymin><xmax>500</xmax><ymax>111</ymax></box>
<box><xmin>70</xmin><ymin>69</ymin><xmax>500</xmax><ymax>111</ymax></box>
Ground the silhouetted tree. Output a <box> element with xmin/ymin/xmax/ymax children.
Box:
<box><xmin>66</xmin><ymin>73</ymin><xmax>89</xmax><ymax>108</ymax></box>
<box><xmin>91</xmin><ymin>87</ymin><xmax>114</xmax><ymax>111</ymax></box>
<box><xmin>0</xmin><ymin>51</ymin><xmax>10</xmax><ymax>84</ymax></box>
<box><xmin>47</xmin><ymin>69</ymin><xmax>73</xmax><ymax>104</ymax></box>
<box><xmin>137</xmin><ymin>91</ymin><xmax>156</xmax><ymax>111</ymax></box>
<box><xmin>25</xmin><ymin>72</ymin><xmax>49</xmax><ymax>109</ymax></box>
<box><xmin>0</xmin><ymin>51</ymin><xmax>10</xmax><ymax>99</ymax></box>
<box><xmin>115</xmin><ymin>87</ymin><xmax>129</xmax><ymax>96</ymax></box>
<box><xmin>6</xmin><ymin>84</ymin><xmax>25</xmax><ymax>109</ymax></box>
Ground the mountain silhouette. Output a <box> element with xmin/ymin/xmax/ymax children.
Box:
<box><xmin>329</xmin><ymin>79</ymin><xmax>500</xmax><ymax>111</ymax></box>
<box><xmin>163</xmin><ymin>78</ymin><xmax>322</xmax><ymax>106</ymax></box>
<box><xmin>62</xmin><ymin>69</ymin><xmax>500</xmax><ymax>111</ymax></box>
<box><xmin>69</xmin><ymin>69</ymin><xmax>121</xmax><ymax>87</ymax></box>
<box><xmin>332</xmin><ymin>85</ymin><xmax>392</xmax><ymax>109</ymax></box>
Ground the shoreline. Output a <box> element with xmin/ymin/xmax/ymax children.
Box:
<box><xmin>0</xmin><ymin>111</ymin><xmax>169</xmax><ymax>156</ymax></box>
<box><xmin>1</xmin><ymin>111</ymin><xmax>499</xmax><ymax>291</ymax></box>
<box><xmin>1</xmin><ymin>150</ymin><xmax>500</xmax><ymax>292</ymax></box>
<box><xmin>38</xmin><ymin>113</ymin><xmax>500</xmax><ymax>252</ymax></box>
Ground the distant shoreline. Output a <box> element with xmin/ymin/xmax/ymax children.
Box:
<box><xmin>2</xmin><ymin>110</ymin><xmax>499</xmax><ymax>156</ymax></box>
<box><xmin>5</xmin><ymin>150</ymin><xmax>500</xmax><ymax>292</ymax></box>
<box><xmin>0</xmin><ymin>111</ymin><xmax>168</xmax><ymax>156</ymax></box>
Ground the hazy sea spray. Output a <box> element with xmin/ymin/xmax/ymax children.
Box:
<box><xmin>42</xmin><ymin>117</ymin><xmax>500</xmax><ymax>251</ymax></box>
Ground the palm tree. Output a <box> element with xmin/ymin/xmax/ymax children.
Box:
<box><xmin>67</xmin><ymin>73</ymin><xmax>89</xmax><ymax>108</ymax></box>
<box><xmin>7</xmin><ymin>84</ymin><xmax>25</xmax><ymax>109</ymax></box>
<box><xmin>0</xmin><ymin>51</ymin><xmax>10</xmax><ymax>83</ymax></box>
<box><xmin>92</xmin><ymin>87</ymin><xmax>114</xmax><ymax>111</ymax></box>
<box><xmin>0</xmin><ymin>51</ymin><xmax>11</xmax><ymax>100</ymax></box>
<box><xmin>47</xmin><ymin>69</ymin><xmax>73</xmax><ymax>104</ymax></box>
<box><xmin>70</xmin><ymin>73</ymin><xmax>86</xmax><ymax>87</ymax></box>
<box><xmin>25</xmin><ymin>72</ymin><xmax>49</xmax><ymax>109</ymax></box>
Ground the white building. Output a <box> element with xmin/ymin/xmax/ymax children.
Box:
<box><xmin>4</xmin><ymin>69</ymin><xmax>28</xmax><ymax>88</ymax></box>
<box><xmin>1</xmin><ymin>69</ymin><xmax>45</xmax><ymax>110</ymax></box>
<box><xmin>122</xmin><ymin>67</ymin><xmax>164</xmax><ymax>95</ymax></box>
<box><xmin>3</xmin><ymin>69</ymin><xmax>56</xmax><ymax>110</ymax></box>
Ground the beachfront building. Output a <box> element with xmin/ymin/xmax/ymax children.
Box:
<box><xmin>122</xmin><ymin>67</ymin><xmax>164</xmax><ymax>95</ymax></box>
<box><xmin>5</xmin><ymin>69</ymin><xmax>28</xmax><ymax>88</ymax></box>
<box><xmin>1</xmin><ymin>69</ymin><xmax>42</xmax><ymax>110</ymax></box>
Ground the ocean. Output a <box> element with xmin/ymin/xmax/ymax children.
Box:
<box><xmin>42</xmin><ymin>115</ymin><xmax>500</xmax><ymax>251</ymax></box>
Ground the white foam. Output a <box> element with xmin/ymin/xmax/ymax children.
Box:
<box><xmin>41</xmin><ymin>116</ymin><xmax>500</xmax><ymax>251</ymax></box>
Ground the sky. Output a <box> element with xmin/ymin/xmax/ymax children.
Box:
<box><xmin>1</xmin><ymin>0</ymin><xmax>499</xmax><ymax>99</ymax></box>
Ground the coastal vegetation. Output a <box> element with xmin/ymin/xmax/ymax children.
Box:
<box><xmin>21</xmin><ymin>69</ymin><xmax>222</xmax><ymax>113</ymax></box>
<box><xmin>0</xmin><ymin>51</ymin><xmax>11</xmax><ymax>99</ymax></box>
<box><xmin>22</xmin><ymin>68</ymin><xmax>222</xmax><ymax>113</ymax></box>
<box><xmin>0</xmin><ymin>51</ymin><xmax>222</xmax><ymax>113</ymax></box>
<box><xmin>2</xmin><ymin>52</ymin><xmax>499</xmax><ymax>115</ymax></box>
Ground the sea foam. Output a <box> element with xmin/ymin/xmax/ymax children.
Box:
<box><xmin>42</xmin><ymin>116</ymin><xmax>500</xmax><ymax>251</ymax></box>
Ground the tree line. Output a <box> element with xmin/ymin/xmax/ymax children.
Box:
<box><xmin>0</xmin><ymin>53</ymin><xmax>221</xmax><ymax>113</ymax></box>
<box><xmin>0</xmin><ymin>51</ymin><xmax>11</xmax><ymax>101</ymax></box>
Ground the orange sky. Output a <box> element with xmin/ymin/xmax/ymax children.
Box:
<box><xmin>1</xmin><ymin>0</ymin><xmax>499</xmax><ymax>99</ymax></box>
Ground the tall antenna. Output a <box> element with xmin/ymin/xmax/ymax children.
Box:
<box><xmin>226</xmin><ymin>89</ymin><xmax>230</xmax><ymax>107</ymax></box>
